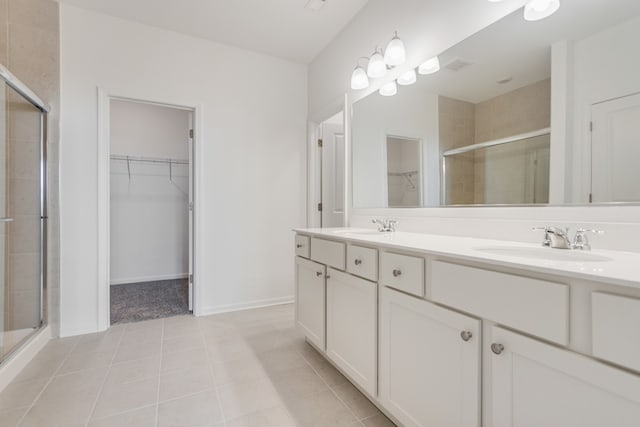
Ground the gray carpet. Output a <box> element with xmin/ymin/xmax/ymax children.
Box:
<box><xmin>110</xmin><ymin>279</ymin><xmax>190</xmax><ymax>325</ymax></box>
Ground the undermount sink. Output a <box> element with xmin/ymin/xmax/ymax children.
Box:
<box><xmin>333</xmin><ymin>229</ymin><xmax>385</xmax><ymax>236</ymax></box>
<box><xmin>474</xmin><ymin>246</ymin><xmax>613</xmax><ymax>263</ymax></box>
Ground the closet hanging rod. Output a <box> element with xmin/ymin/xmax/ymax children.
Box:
<box><xmin>110</xmin><ymin>155</ymin><xmax>188</xmax><ymax>165</ymax></box>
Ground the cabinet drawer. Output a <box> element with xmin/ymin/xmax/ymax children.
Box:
<box><xmin>295</xmin><ymin>235</ymin><xmax>310</xmax><ymax>258</ymax></box>
<box><xmin>379</xmin><ymin>252</ymin><xmax>424</xmax><ymax>297</ymax></box>
<box><xmin>346</xmin><ymin>245</ymin><xmax>378</xmax><ymax>281</ymax></box>
<box><xmin>311</xmin><ymin>237</ymin><xmax>346</xmax><ymax>270</ymax></box>
<box><xmin>431</xmin><ymin>261</ymin><xmax>568</xmax><ymax>345</ymax></box>
<box><xmin>592</xmin><ymin>292</ymin><xmax>640</xmax><ymax>372</ymax></box>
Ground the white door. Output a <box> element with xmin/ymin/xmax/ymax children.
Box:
<box><xmin>187</xmin><ymin>115</ymin><xmax>194</xmax><ymax>312</ymax></box>
<box><xmin>591</xmin><ymin>93</ymin><xmax>640</xmax><ymax>203</ymax></box>
<box><xmin>326</xmin><ymin>268</ymin><xmax>377</xmax><ymax>396</ymax></box>
<box><xmin>491</xmin><ymin>326</ymin><xmax>640</xmax><ymax>427</ymax></box>
<box><xmin>295</xmin><ymin>257</ymin><xmax>326</xmax><ymax>350</ymax></box>
<box><xmin>320</xmin><ymin>122</ymin><xmax>345</xmax><ymax>227</ymax></box>
<box><xmin>379</xmin><ymin>286</ymin><xmax>481</xmax><ymax>427</ymax></box>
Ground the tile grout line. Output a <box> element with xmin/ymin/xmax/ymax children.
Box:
<box><xmin>200</xmin><ymin>318</ymin><xmax>229</xmax><ymax>427</ymax></box>
<box><xmin>14</xmin><ymin>336</ymin><xmax>83</xmax><ymax>427</ymax></box>
<box><xmin>85</xmin><ymin>327</ymin><xmax>127</xmax><ymax>426</ymax></box>
<box><xmin>154</xmin><ymin>319</ymin><xmax>166</xmax><ymax>427</ymax></box>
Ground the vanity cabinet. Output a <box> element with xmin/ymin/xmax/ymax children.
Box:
<box><xmin>295</xmin><ymin>256</ymin><xmax>326</xmax><ymax>350</ymax></box>
<box><xmin>491</xmin><ymin>326</ymin><xmax>640</xmax><ymax>427</ymax></box>
<box><xmin>379</xmin><ymin>286</ymin><xmax>481</xmax><ymax>427</ymax></box>
<box><xmin>326</xmin><ymin>268</ymin><xmax>377</xmax><ymax>396</ymax></box>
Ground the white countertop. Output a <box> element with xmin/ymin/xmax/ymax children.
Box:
<box><xmin>293</xmin><ymin>227</ymin><xmax>640</xmax><ymax>289</ymax></box>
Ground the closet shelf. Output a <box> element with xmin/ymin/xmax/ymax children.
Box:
<box><xmin>110</xmin><ymin>154</ymin><xmax>188</xmax><ymax>165</ymax></box>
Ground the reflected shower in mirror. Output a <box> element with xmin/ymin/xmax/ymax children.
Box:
<box><xmin>351</xmin><ymin>0</ymin><xmax>640</xmax><ymax>208</ymax></box>
<box><xmin>387</xmin><ymin>136</ymin><xmax>422</xmax><ymax>207</ymax></box>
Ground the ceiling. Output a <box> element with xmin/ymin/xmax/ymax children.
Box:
<box><xmin>58</xmin><ymin>0</ymin><xmax>369</xmax><ymax>63</ymax></box>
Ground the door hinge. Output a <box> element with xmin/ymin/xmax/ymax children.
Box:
<box><xmin>189</xmin><ymin>201</ymin><xmax>194</xmax><ymax>211</ymax></box>
<box><xmin>589</xmin><ymin>121</ymin><xmax>593</xmax><ymax>132</ymax></box>
<box><xmin>589</xmin><ymin>193</ymin><xmax>593</xmax><ymax>203</ymax></box>
<box><xmin>317</xmin><ymin>202</ymin><xmax>323</xmax><ymax>212</ymax></box>
<box><xmin>189</xmin><ymin>129</ymin><xmax>194</xmax><ymax>139</ymax></box>
<box><xmin>317</xmin><ymin>139</ymin><xmax>323</xmax><ymax>147</ymax></box>
<box><xmin>189</xmin><ymin>274</ymin><xmax>193</xmax><ymax>284</ymax></box>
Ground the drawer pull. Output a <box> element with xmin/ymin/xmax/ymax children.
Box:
<box><xmin>296</xmin><ymin>244</ymin><xmax>303</xmax><ymax>248</ymax></box>
<box><xmin>326</xmin><ymin>275</ymin><xmax>331</xmax><ymax>279</ymax></box>
<box><xmin>392</xmin><ymin>269</ymin><xmax>402</xmax><ymax>277</ymax></box>
<box><xmin>460</xmin><ymin>331</ymin><xmax>473</xmax><ymax>342</ymax></box>
<box><xmin>316</xmin><ymin>271</ymin><xmax>323</xmax><ymax>277</ymax></box>
<box><xmin>491</xmin><ymin>343</ymin><xmax>505</xmax><ymax>355</ymax></box>
<box><xmin>354</xmin><ymin>259</ymin><xmax>362</xmax><ymax>266</ymax></box>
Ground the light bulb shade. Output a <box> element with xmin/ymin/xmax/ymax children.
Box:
<box><xmin>384</xmin><ymin>34</ymin><xmax>406</xmax><ymax>67</ymax></box>
<box><xmin>379</xmin><ymin>81</ymin><xmax>397</xmax><ymax>97</ymax></box>
<box><xmin>418</xmin><ymin>56</ymin><xmax>440</xmax><ymax>75</ymax></box>
<box><xmin>367</xmin><ymin>51</ymin><xmax>387</xmax><ymax>78</ymax></box>
<box><xmin>397</xmin><ymin>69</ymin><xmax>416</xmax><ymax>86</ymax></box>
<box><xmin>524</xmin><ymin>0</ymin><xmax>560</xmax><ymax>21</ymax></box>
<box><xmin>351</xmin><ymin>66</ymin><xmax>369</xmax><ymax>90</ymax></box>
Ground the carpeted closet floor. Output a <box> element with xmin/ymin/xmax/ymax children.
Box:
<box><xmin>110</xmin><ymin>279</ymin><xmax>189</xmax><ymax>325</ymax></box>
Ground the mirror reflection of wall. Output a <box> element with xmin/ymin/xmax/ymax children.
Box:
<box><xmin>351</xmin><ymin>0</ymin><xmax>640</xmax><ymax>208</ymax></box>
<box><xmin>386</xmin><ymin>136</ymin><xmax>422</xmax><ymax>207</ymax></box>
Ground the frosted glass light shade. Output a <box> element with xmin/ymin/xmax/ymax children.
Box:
<box><xmin>384</xmin><ymin>34</ymin><xmax>406</xmax><ymax>66</ymax></box>
<box><xmin>367</xmin><ymin>51</ymin><xmax>387</xmax><ymax>78</ymax></box>
<box><xmin>379</xmin><ymin>81</ymin><xmax>397</xmax><ymax>96</ymax></box>
<box><xmin>418</xmin><ymin>56</ymin><xmax>440</xmax><ymax>75</ymax></box>
<box><xmin>351</xmin><ymin>66</ymin><xmax>369</xmax><ymax>90</ymax></box>
<box><xmin>524</xmin><ymin>0</ymin><xmax>560</xmax><ymax>21</ymax></box>
<box><xmin>397</xmin><ymin>69</ymin><xmax>417</xmax><ymax>86</ymax></box>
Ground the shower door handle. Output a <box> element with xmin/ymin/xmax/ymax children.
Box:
<box><xmin>0</xmin><ymin>217</ymin><xmax>13</xmax><ymax>222</ymax></box>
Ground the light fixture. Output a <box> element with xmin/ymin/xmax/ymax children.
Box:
<box><xmin>418</xmin><ymin>56</ymin><xmax>440</xmax><ymax>75</ymax></box>
<box><xmin>367</xmin><ymin>48</ymin><xmax>387</xmax><ymax>78</ymax></box>
<box><xmin>523</xmin><ymin>0</ymin><xmax>560</xmax><ymax>21</ymax></box>
<box><xmin>379</xmin><ymin>81</ymin><xmax>397</xmax><ymax>97</ymax></box>
<box><xmin>350</xmin><ymin>58</ymin><xmax>369</xmax><ymax>90</ymax></box>
<box><xmin>384</xmin><ymin>31</ymin><xmax>406</xmax><ymax>67</ymax></box>
<box><xmin>397</xmin><ymin>69</ymin><xmax>416</xmax><ymax>86</ymax></box>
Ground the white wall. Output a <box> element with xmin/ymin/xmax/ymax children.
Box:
<box><xmin>60</xmin><ymin>4</ymin><xmax>307</xmax><ymax>336</ymax></box>
<box><xmin>110</xmin><ymin>100</ymin><xmax>190</xmax><ymax>160</ymax></box>
<box><xmin>110</xmin><ymin>101</ymin><xmax>190</xmax><ymax>285</ymax></box>
<box><xmin>308</xmin><ymin>0</ymin><xmax>528</xmax><ymax>122</ymax></box>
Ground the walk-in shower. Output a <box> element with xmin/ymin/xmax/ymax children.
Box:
<box><xmin>0</xmin><ymin>65</ymin><xmax>48</xmax><ymax>364</ymax></box>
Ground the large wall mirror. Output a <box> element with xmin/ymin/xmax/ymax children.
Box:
<box><xmin>352</xmin><ymin>0</ymin><xmax>640</xmax><ymax>208</ymax></box>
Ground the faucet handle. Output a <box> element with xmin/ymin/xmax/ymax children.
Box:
<box><xmin>572</xmin><ymin>228</ymin><xmax>604</xmax><ymax>251</ymax></box>
<box><xmin>532</xmin><ymin>227</ymin><xmax>551</xmax><ymax>247</ymax></box>
<box><xmin>388</xmin><ymin>220</ymin><xmax>397</xmax><ymax>232</ymax></box>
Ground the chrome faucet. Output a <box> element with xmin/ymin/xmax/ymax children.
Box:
<box><xmin>372</xmin><ymin>218</ymin><xmax>397</xmax><ymax>232</ymax></box>
<box><xmin>533</xmin><ymin>226</ymin><xmax>604</xmax><ymax>251</ymax></box>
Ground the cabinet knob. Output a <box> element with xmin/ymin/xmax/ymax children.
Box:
<box><xmin>316</xmin><ymin>271</ymin><xmax>323</xmax><ymax>277</ymax></box>
<box><xmin>354</xmin><ymin>259</ymin><xmax>362</xmax><ymax>266</ymax></box>
<box><xmin>296</xmin><ymin>244</ymin><xmax>303</xmax><ymax>248</ymax></box>
<box><xmin>392</xmin><ymin>269</ymin><xmax>402</xmax><ymax>277</ymax></box>
<box><xmin>460</xmin><ymin>331</ymin><xmax>473</xmax><ymax>342</ymax></box>
<box><xmin>491</xmin><ymin>343</ymin><xmax>505</xmax><ymax>355</ymax></box>
<box><xmin>326</xmin><ymin>275</ymin><xmax>331</xmax><ymax>279</ymax></box>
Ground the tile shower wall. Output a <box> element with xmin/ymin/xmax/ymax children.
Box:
<box><xmin>0</xmin><ymin>0</ymin><xmax>60</xmax><ymax>336</ymax></box>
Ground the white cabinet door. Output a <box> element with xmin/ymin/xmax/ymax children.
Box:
<box><xmin>491</xmin><ymin>326</ymin><xmax>640</xmax><ymax>427</ymax></box>
<box><xmin>379</xmin><ymin>286</ymin><xmax>481</xmax><ymax>427</ymax></box>
<box><xmin>326</xmin><ymin>268</ymin><xmax>377</xmax><ymax>396</ymax></box>
<box><xmin>296</xmin><ymin>257</ymin><xmax>326</xmax><ymax>350</ymax></box>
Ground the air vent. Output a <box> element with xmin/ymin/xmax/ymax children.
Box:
<box><xmin>444</xmin><ymin>58</ymin><xmax>474</xmax><ymax>71</ymax></box>
<box><xmin>305</xmin><ymin>0</ymin><xmax>327</xmax><ymax>11</ymax></box>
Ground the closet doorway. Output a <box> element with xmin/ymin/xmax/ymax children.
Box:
<box><xmin>108</xmin><ymin>99</ymin><xmax>194</xmax><ymax>325</ymax></box>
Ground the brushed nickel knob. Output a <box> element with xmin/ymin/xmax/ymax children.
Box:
<box><xmin>491</xmin><ymin>343</ymin><xmax>505</xmax><ymax>355</ymax></box>
<box><xmin>354</xmin><ymin>259</ymin><xmax>362</xmax><ymax>266</ymax></box>
<box><xmin>326</xmin><ymin>275</ymin><xmax>331</xmax><ymax>279</ymax></box>
<box><xmin>392</xmin><ymin>269</ymin><xmax>402</xmax><ymax>277</ymax></box>
<box><xmin>460</xmin><ymin>331</ymin><xmax>473</xmax><ymax>342</ymax></box>
<box><xmin>316</xmin><ymin>271</ymin><xmax>323</xmax><ymax>277</ymax></box>
<box><xmin>296</xmin><ymin>244</ymin><xmax>303</xmax><ymax>248</ymax></box>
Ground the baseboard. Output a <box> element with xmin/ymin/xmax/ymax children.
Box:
<box><xmin>200</xmin><ymin>296</ymin><xmax>294</xmax><ymax>316</ymax></box>
<box><xmin>0</xmin><ymin>325</ymin><xmax>51</xmax><ymax>392</ymax></box>
<box><xmin>110</xmin><ymin>273</ymin><xmax>189</xmax><ymax>286</ymax></box>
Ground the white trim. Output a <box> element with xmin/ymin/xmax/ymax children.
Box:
<box><xmin>110</xmin><ymin>273</ymin><xmax>189</xmax><ymax>286</ymax></box>
<box><xmin>201</xmin><ymin>297</ymin><xmax>294</xmax><ymax>317</ymax></box>
<box><xmin>97</xmin><ymin>89</ymin><xmax>202</xmax><ymax>327</ymax></box>
<box><xmin>0</xmin><ymin>326</ymin><xmax>50</xmax><ymax>392</ymax></box>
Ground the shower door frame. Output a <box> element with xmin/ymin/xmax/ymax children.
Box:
<box><xmin>0</xmin><ymin>64</ymin><xmax>49</xmax><ymax>363</ymax></box>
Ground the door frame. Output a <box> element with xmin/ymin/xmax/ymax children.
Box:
<box><xmin>96</xmin><ymin>88</ymin><xmax>202</xmax><ymax>331</ymax></box>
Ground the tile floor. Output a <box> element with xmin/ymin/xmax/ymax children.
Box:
<box><xmin>0</xmin><ymin>304</ymin><xmax>396</xmax><ymax>427</ymax></box>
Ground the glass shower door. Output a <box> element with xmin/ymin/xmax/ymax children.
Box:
<box><xmin>0</xmin><ymin>79</ymin><xmax>45</xmax><ymax>362</ymax></box>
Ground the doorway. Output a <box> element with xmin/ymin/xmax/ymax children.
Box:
<box><xmin>317</xmin><ymin>111</ymin><xmax>345</xmax><ymax>228</ymax></box>
<box><xmin>108</xmin><ymin>99</ymin><xmax>194</xmax><ymax>324</ymax></box>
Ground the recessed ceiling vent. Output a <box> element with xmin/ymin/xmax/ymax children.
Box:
<box><xmin>305</xmin><ymin>0</ymin><xmax>327</xmax><ymax>11</ymax></box>
<box><xmin>444</xmin><ymin>58</ymin><xmax>474</xmax><ymax>71</ymax></box>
